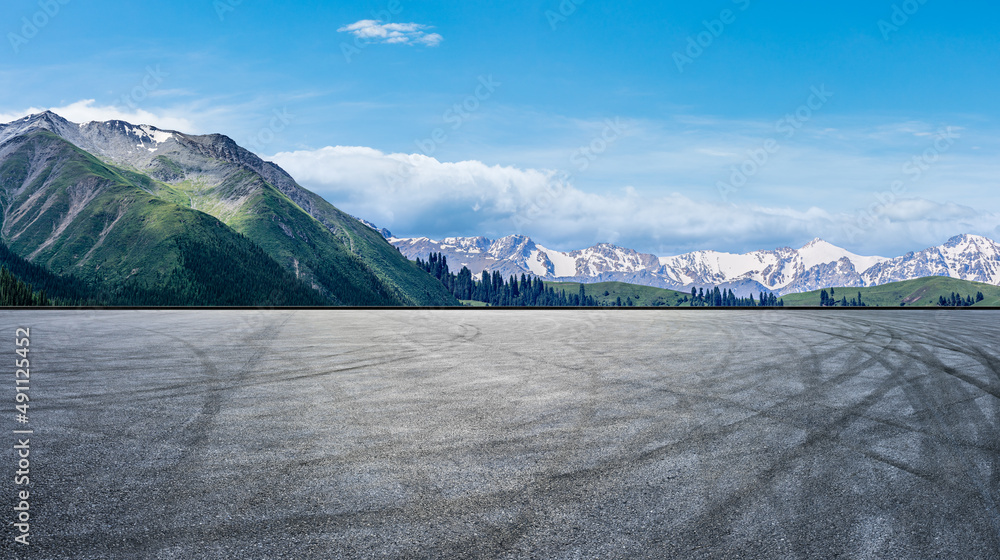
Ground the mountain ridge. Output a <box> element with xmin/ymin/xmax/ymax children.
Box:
<box><xmin>390</xmin><ymin>232</ymin><xmax>1000</xmax><ymax>296</ymax></box>
<box><xmin>0</xmin><ymin>112</ymin><xmax>457</xmax><ymax>306</ymax></box>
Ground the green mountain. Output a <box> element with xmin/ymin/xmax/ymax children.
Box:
<box><xmin>0</xmin><ymin>113</ymin><xmax>457</xmax><ymax>306</ymax></box>
<box><xmin>780</xmin><ymin>276</ymin><xmax>1000</xmax><ymax>307</ymax></box>
<box><xmin>548</xmin><ymin>277</ymin><xmax>1000</xmax><ymax>307</ymax></box>
<box><xmin>1</xmin><ymin>131</ymin><xmax>334</xmax><ymax>305</ymax></box>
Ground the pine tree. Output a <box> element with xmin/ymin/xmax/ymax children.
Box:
<box><xmin>0</xmin><ymin>267</ymin><xmax>49</xmax><ymax>306</ymax></box>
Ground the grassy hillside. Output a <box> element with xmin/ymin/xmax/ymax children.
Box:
<box><xmin>259</xmin><ymin>169</ymin><xmax>459</xmax><ymax>306</ymax></box>
<box><xmin>2</xmin><ymin>126</ymin><xmax>458</xmax><ymax>306</ymax></box>
<box><xmin>549</xmin><ymin>277</ymin><xmax>1000</xmax><ymax>307</ymax></box>
<box><xmin>0</xmin><ymin>132</ymin><xmax>330</xmax><ymax>305</ymax></box>
<box><xmin>150</xmin><ymin>135</ymin><xmax>457</xmax><ymax>306</ymax></box>
<box><xmin>781</xmin><ymin>276</ymin><xmax>1000</xmax><ymax>307</ymax></box>
<box><xmin>547</xmin><ymin>281</ymin><xmax>691</xmax><ymax>306</ymax></box>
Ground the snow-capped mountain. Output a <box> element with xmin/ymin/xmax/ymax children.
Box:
<box><xmin>861</xmin><ymin>234</ymin><xmax>1000</xmax><ymax>287</ymax></box>
<box><xmin>390</xmin><ymin>234</ymin><xmax>1000</xmax><ymax>296</ymax></box>
<box><xmin>652</xmin><ymin>238</ymin><xmax>887</xmax><ymax>295</ymax></box>
<box><xmin>0</xmin><ymin>111</ymin><xmax>182</xmax><ymax>165</ymax></box>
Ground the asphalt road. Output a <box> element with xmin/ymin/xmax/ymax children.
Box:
<box><xmin>2</xmin><ymin>309</ymin><xmax>999</xmax><ymax>559</ymax></box>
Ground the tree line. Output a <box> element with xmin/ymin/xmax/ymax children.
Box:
<box><xmin>416</xmin><ymin>253</ymin><xmax>599</xmax><ymax>306</ymax></box>
<box><xmin>938</xmin><ymin>291</ymin><xmax>984</xmax><ymax>307</ymax></box>
<box><xmin>416</xmin><ymin>252</ymin><xmax>785</xmax><ymax>307</ymax></box>
<box><xmin>684</xmin><ymin>286</ymin><xmax>784</xmax><ymax>307</ymax></box>
<box><xmin>0</xmin><ymin>266</ymin><xmax>49</xmax><ymax>306</ymax></box>
<box><xmin>0</xmin><ymin>234</ymin><xmax>340</xmax><ymax>307</ymax></box>
<box><xmin>0</xmin><ymin>240</ymin><xmax>97</xmax><ymax>304</ymax></box>
<box><xmin>819</xmin><ymin>287</ymin><xmax>867</xmax><ymax>307</ymax></box>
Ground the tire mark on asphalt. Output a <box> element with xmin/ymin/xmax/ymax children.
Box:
<box><xmin>882</xmin><ymin>320</ymin><xmax>1000</xmax><ymax>548</ymax></box>
<box><xmin>126</xmin><ymin>311</ymin><xmax>295</xmax><ymax>557</ymax></box>
<box><xmin>28</xmin><ymin>311</ymin><xmax>1000</xmax><ymax>559</ymax></box>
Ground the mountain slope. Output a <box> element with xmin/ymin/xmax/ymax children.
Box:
<box><xmin>0</xmin><ymin>130</ymin><xmax>354</xmax><ymax>305</ymax></box>
<box><xmin>0</xmin><ymin>237</ymin><xmax>100</xmax><ymax>304</ymax></box>
<box><xmin>781</xmin><ymin>277</ymin><xmax>1000</xmax><ymax>307</ymax></box>
<box><xmin>0</xmin><ymin>112</ymin><xmax>456</xmax><ymax>306</ymax></box>
<box><xmin>861</xmin><ymin>234</ymin><xmax>1000</xmax><ymax>287</ymax></box>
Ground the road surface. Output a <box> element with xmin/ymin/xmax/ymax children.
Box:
<box><xmin>2</xmin><ymin>309</ymin><xmax>999</xmax><ymax>559</ymax></box>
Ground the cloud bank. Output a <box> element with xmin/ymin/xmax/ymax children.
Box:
<box><xmin>270</xmin><ymin>146</ymin><xmax>1000</xmax><ymax>256</ymax></box>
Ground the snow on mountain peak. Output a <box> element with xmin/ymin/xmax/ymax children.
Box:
<box><xmin>389</xmin><ymin>233</ymin><xmax>999</xmax><ymax>295</ymax></box>
<box><xmin>944</xmin><ymin>233</ymin><xmax>995</xmax><ymax>250</ymax></box>
<box><xmin>797</xmin><ymin>238</ymin><xmax>886</xmax><ymax>272</ymax></box>
<box><xmin>0</xmin><ymin>112</ymin><xmax>183</xmax><ymax>161</ymax></box>
<box><xmin>535</xmin><ymin>245</ymin><xmax>577</xmax><ymax>277</ymax></box>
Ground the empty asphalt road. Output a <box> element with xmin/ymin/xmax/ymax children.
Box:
<box><xmin>2</xmin><ymin>309</ymin><xmax>999</xmax><ymax>559</ymax></box>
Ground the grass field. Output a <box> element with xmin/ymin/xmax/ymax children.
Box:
<box><xmin>781</xmin><ymin>276</ymin><xmax>1000</xmax><ymax>307</ymax></box>
<box><xmin>547</xmin><ymin>277</ymin><xmax>1000</xmax><ymax>307</ymax></box>
<box><xmin>546</xmin><ymin>281</ymin><xmax>691</xmax><ymax>306</ymax></box>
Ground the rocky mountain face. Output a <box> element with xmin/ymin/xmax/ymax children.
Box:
<box><xmin>860</xmin><ymin>234</ymin><xmax>1000</xmax><ymax>287</ymax></box>
<box><xmin>390</xmin><ymin>233</ymin><xmax>1000</xmax><ymax>296</ymax></box>
<box><xmin>0</xmin><ymin>112</ymin><xmax>456</xmax><ymax>305</ymax></box>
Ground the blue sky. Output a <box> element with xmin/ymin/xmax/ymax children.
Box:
<box><xmin>2</xmin><ymin>0</ymin><xmax>1000</xmax><ymax>256</ymax></box>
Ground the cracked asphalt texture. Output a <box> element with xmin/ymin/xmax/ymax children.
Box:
<box><xmin>3</xmin><ymin>309</ymin><xmax>999</xmax><ymax>559</ymax></box>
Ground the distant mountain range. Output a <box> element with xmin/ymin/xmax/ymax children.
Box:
<box><xmin>388</xmin><ymin>233</ymin><xmax>1000</xmax><ymax>297</ymax></box>
<box><xmin>0</xmin><ymin>112</ymin><xmax>456</xmax><ymax>305</ymax></box>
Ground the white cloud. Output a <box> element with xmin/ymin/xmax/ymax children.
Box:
<box><xmin>0</xmin><ymin>99</ymin><xmax>199</xmax><ymax>132</ymax></box>
<box><xmin>269</xmin><ymin>146</ymin><xmax>1000</xmax><ymax>256</ymax></box>
<box><xmin>337</xmin><ymin>20</ymin><xmax>443</xmax><ymax>47</ymax></box>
